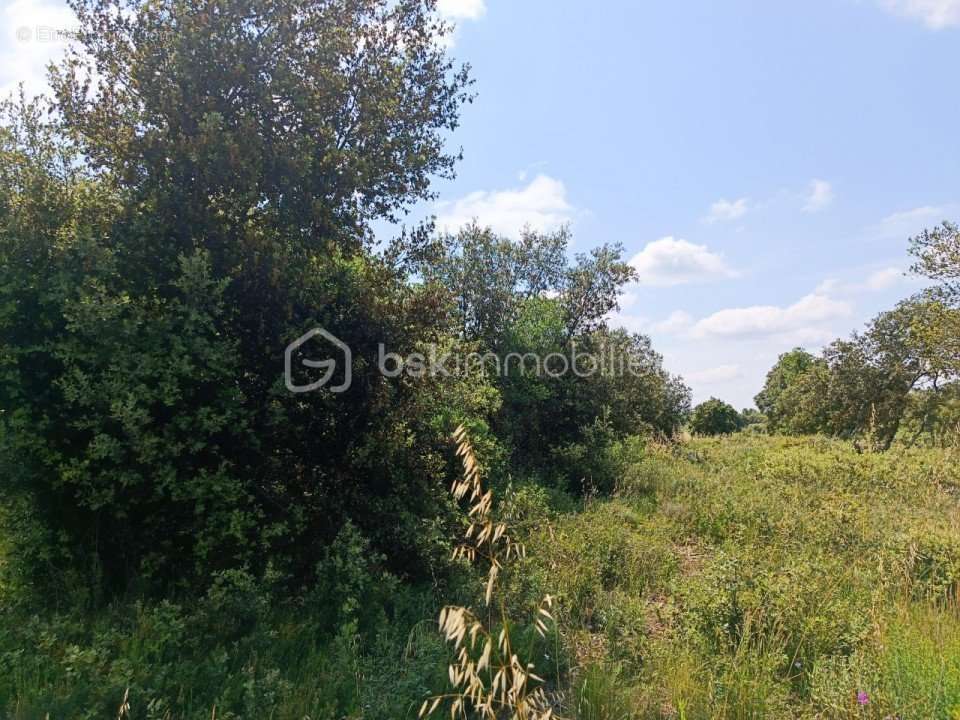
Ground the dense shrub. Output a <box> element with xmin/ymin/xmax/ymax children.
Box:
<box><xmin>689</xmin><ymin>397</ymin><xmax>744</xmax><ymax>436</ymax></box>
<box><xmin>0</xmin><ymin>0</ymin><xmax>486</xmax><ymax>596</ymax></box>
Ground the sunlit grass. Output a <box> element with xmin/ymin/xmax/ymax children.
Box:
<box><xmin>2</xmin><ymin>435</ymin><xmax>959</xmax><ymax>718</ymax></box>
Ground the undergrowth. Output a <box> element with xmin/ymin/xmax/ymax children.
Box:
<box><xmin>2</xmin><ymin>434</ymin><xmax>959</xmax><ymax>718</ymax></box>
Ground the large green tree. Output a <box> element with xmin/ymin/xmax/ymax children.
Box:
<box><xmin>53</xmin><ymin>0</ymin><xmax>472</xmax><ymax>266</ymax></box>
<box><xmin>689</xmin><ymin>398</ymin><xmax>743</xmax><ymax>436</ymax></box>
<box><xmin>760</xmin><ymin>298</ymin><xmax>952</xmax><ymax>449</ymax></box>
<box><xmin>754</xmin><ymin>348</ymin><xmax>817</xmax><ymax>432</ymax></box>
<box><xmin>418</xmin><ymin>223</ymin><xmax>569</xmax><ymax>346</ymax></box>
<box><xmin>909</xmin><ymin>221</ymin><xmax>960</xmax><ymax>377</ymax></box>
<box><xmin>2</xmin><ymin>0</ymin><xmax>482</xmax><ymax>597</ymax></box>
<box><xmin>419</xmin><ymin>222</ymin><xmax>636</xmax><ymax>346</ymax></box>
<box><xmin>756</xmin><ymin>223</ymin><xmax>960</xmax><ymax>450</ymax></box>
<box><xmin>417</xmin><ymin>223</ymin><xmax>689</xmax><ymax>487</ymax></box>
<box><xmin>910</xmin><ymin>221</ymin><xmax>960</xmax><ymax>302</ymax></box>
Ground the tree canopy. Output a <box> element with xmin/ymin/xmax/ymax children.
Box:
<box><xmin>0</xmin><ymin>0</ymin><xmax>690</xmax><ymax>599</ymax></box>
<box><xmin>753</xmin><ymin>225</ymin><xmax>960</xmax><ymax>449</ymax></box>
<box><xmin>689</xmin><ymin>398</ymin><xmax>744</xmax><ymax>436</ymax></box>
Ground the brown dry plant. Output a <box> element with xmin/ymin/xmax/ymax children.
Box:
<box><xmin>419</xmin><ymin>424</ymin><xmax>558</xmax><ymax>720</ymax></box>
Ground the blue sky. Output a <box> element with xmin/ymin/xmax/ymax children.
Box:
<box><xmin>4</xmin><ymin>0</ymin><xmax>959</xmax><ymax>406</ymax></box>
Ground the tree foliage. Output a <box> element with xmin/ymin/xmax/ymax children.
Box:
<box><xmin>1</xmin><ymin>0</ymin><xmax>485</xmax><ymax>597</ymax></box>
<box><xmin>689</xmin><ymin>398</ymin><xmax>743</xmax><ymax>436</ymax></box>
<box><xmin>754</xmin><ymin>348</ymin><xmax>817</xmax><ymax>432</ymax></box>
<box><xmin>756</xmin><ymin>258</ymin><xmax>959</xmax><ymax>449</ymax></box>
<box><xmin>910</xmin><ymin>221</ymin><xmax>960</xmax><ymax>302</ymax></box>
<box><xmin>417</xmin><ymin>223</ymin><xmax>690</xmax><ymax>489</ymax></box>
<box><xmin>908</xmin><ymin>221</ymin><xmax>960</xmax><ymax>378</ymax></box>
<box><xmin>53</xmin><ymin>0</ymin><xmax>472</xmax><ymax>260</ymax></box>
<box><xmin>0</xmin><ymin>0</ymin><xmax>691</xmax><ymax>601</ymax></box>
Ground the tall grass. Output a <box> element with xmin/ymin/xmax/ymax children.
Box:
<box><xmin>421</xmin><ymin>424</ymin><xmax>557</xmax><ymax>719</ymax></box>
<box><xmin>505</xmin><ymin>434</ymin><xmax>960</xmax><ymax>719</ymax></box>
<box><xmin>2</xmin><ymin>434</ymin><xmax>959</xmax><ymax>718</ymax></box>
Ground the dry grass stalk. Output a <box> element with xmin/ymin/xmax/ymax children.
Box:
<box><xmin>419</xmin><ymin>424</ymin><xmax>558</xmax><ymax>720</ymax></box>
<box><xmin>116</xmin><ymin>687</ymin><xmax>130</xmax><ymax>719</ymax></box>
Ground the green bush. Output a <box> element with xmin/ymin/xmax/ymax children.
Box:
<box><xmin>689</xmin><ymin>398</ymin><xmax>744</xmax><ymax>436</ymax></box>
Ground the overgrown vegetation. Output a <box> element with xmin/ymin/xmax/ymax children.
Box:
<box><xmin>754</xmin><ymin>224</ymin><xmax>960</xmax><ymax>449</ymax></box>
<box><xmin>3</xmin><ymin>435</ymin><xmax>960</xmax><ymax>718</ymax></box>
<box><xmin>0</xmin><ymin>0</ymin><xmax>689</xmax><ymax>602</ymax></box>
<box><xmin>1</xmin><ymin>0</ymin><xmax>959</xmax><ymax>717</ymax></box>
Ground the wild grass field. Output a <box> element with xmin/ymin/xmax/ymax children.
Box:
<box><xmin>3</xmin><ymin>433</ymin><xmax>958</xmax><ymax>719</ymax></box>
<box><xmin>2</xmin><ymin>1</ymin><xmax>959</xmax><ymax>718</ymax></box>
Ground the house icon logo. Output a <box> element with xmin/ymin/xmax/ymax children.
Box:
<box><xmin>284</xmin><ymin>328</ymin><xmax>352</xmax><ymax>393</ymax></box>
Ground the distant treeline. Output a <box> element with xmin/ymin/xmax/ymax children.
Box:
<box><xmin>752</xmin><ymin>223</ymin><xmax>959</xmax><ymax>450</ymax></box>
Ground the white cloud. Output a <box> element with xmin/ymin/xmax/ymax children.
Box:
<box><xmin>1</xmin><ymin>0</ymin><xmax>78</xmax><ymax>99</ymax></box>
<box><xmin>628</xmin><ymin>237</ymin><xmax>737</xmax><ymax>287</ymax></box>
<box><xmin>803</xmin><ymin>179</ymin><xmax>835</xmax><ymax>213</ymax></box>
<box><xmin>437</xmin><ymin>0</ymin><xmax>487</xmax><ymax>20</ymax></box>
<box><xmin>879</xmin><ymin>0</ymin><xmax>960</xmax><ymax>28</ymax></box>
<box><xmin>628</xmin><ymin>284</ymin><xmax>867</xmax><ymax>407</ymax></box>
<box><xmin>434</xmin><ymin>174</ymin><xmax>574</xmax><ymax>236</ymax></box>
<box><xmin>872</xmin><ymin>205</ymin><xmax>958</xmax><ymax>242</ymax></box>
<box><xmin>687</xmin><ymin>364</ymin><xmax>742</xmax><ymax>384</ymax></box>
<box><xmin>882</xmin><ymin>205</ymin><xmax>947</xmax><ymax>225</ymax></box>
<box><xmin>618</xmin><ymin>291</ymin><xmax>640</xmax><ymax>310</ymax></box>
<box><xmin>704</xmin><ymin>197</ymin><xmax>749</xmax><ymax>224</ymax></box>
<box><xmin>612</xmin><ymin>312</ymin><xmax>650</xmax><ymax>335</ymax></box>
<box><xmin>436</xmin><ymin>0</ymin><xmax>485</xmax><ymax>46</ymax></box>
<box><xmin>650</xmin><ymin>310</ymin><xmax>694</xmax><ymax>335</ymax></box>
<box><xmin>691</xmin><ymin>291</ymin><xmax>852</xmax><ymax>340</ymax></box>
<box><xmin>865</xmin><ymin>266</ymin><xmax>904</xmax><ymax>290</ymax></box>
<box><xmin>816</xmin><ymin>266</ymin><xmax>905</xmax><ymax>295</ymax></box>
<box><xmin>813</xmin><ymin>278</ymin><xmax>841</xmax><ymax>295</ymax></box>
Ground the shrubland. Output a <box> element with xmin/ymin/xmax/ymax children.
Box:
<box><xmin>2</xmin><ymin>0</ymin><xmax>959</xmax><ymax>718</ymax></box>
<box><xmin>0</xmin><ymin>0</ymin><xmax>689</xmax><ymax>604</ymax></box>
<box><xmin>3</xmin><ymin>434</ymin><xmax>960</xmax><ymax>718</ymax></box>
